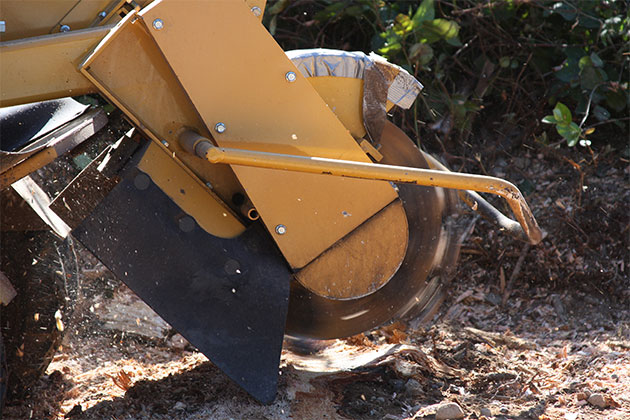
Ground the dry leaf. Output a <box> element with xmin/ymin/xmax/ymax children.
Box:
<box><xmin>604</xmin><ymin>394</ymin><xmax>621</xmax><ymax>408</ymax></box>
<box><xmin>110</xmin><ymin>369</ymin><xmax>133</xmax><ymax>391</ymax></box>
<box><xmin>345</xmin><ymin>333</ymin><xmax>373</xmax><ymax>347</ymax></box>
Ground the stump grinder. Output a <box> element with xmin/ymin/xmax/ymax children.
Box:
<box><xmin>0</xmin><ymin>0</ymin><xmax>541</xmax><ymax>405</ymax></box>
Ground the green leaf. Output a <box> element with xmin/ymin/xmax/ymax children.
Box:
<box><xmin>553</xmin><ymin>102</ymin><xmax>572</xmax><ymax>125</ymax></box>
<box><xmin>542</xmin><ymin>115</ymin><xmax>558</xmax><ymax>124</ymax></box>
<box><xmin>314</xmin><ymin>3</ymin><xmax>346</xmax><ymax>21</ymax></box>
<box><xmin>554</xmin><ymin>59</ymin><xmax>580</xmax><ymax>83</ymax></box>
<box><xmin>577</xmin><ymin>15</ymin><xmax>601</xmax><ymax>29</ymax></box>
<box><xmin>412</xmin><ymin>0</ymin><xmax>434</xmax><ymax>26</ymax></box>
<box><xmin>556</xmin><ymin>121</ymin><xmax>581</xmax><ymax>146</ymax></box>
<box><xmin>578</xmin><ymin>55</ymin><xmax>592</xmax><ymax>70</ymax></box>
<box><xmin>605</xmin><ymin>89</ymin><xmax>628</xmax><ymax>112</ymax></box>
<box><xmin>409</xmin><ymin>43</ymin><xmax>434</xmax><ymax>66</ymax></box>
<box><xmin>378</xmin><ymin>42</ymin><xmax>402</xmax><ymax>56</ymax></box>
<box><xmin>593</xmin><ymin>105</ymin><xmax>610</xmax><ymax>122</ymax></box>
<box><xmin>552</xmin><ymin>2</ymin><xmax>576</xmax><ymax>21</ymax></box>
<box><xmin>267</xmin><ymin>0</ymin><xmax>290</xmax><ymax>16</ymax></box>
<box><xmin>446</xmin><ymin>36</ymin><xmax>462</xmax><ymax>47</ymax></box>
<box><xmin>590</xmin><ymin>52</ymin><xmax>604</xmax><ymax>68</ymax></box>
<box><xmin>419</xmin><ymin>19</ymin><xmax>460</xmax><ymax>43</ymax></box>
<box><xmin>580</xmin><ymin>66</ymin><xmax>607</xmax><ymax>90</ymax></box>
<box><xmin>394</xmin><ymin>13</ymin><xmax>413</xmax><ymax>36</ymax></box>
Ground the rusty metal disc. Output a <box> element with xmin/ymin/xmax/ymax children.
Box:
<box><xmin>285</xmin><ymin>120</ymin><xmax>461</xmax><ymax>339</ymax></box>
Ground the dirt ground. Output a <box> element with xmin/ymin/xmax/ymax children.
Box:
<box><xmin>4</xmin><ymin>127</ymin><xmax>629</xmax><ymax>419</ymax></box>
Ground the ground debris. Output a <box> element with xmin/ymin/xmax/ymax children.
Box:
<box><xmin>463</xmin><ymin>326</ymin><xmax>536</xmax><ymax>350</ymax></box>
<box><xmin>587</xmin><ymin>392</ymin><xmax>621</xmax><ymax>409</ymax></box>
<box><xmin>5</xmin><ymin>144</ymin><xmax>630</xmax><ymax>420</ymax></box>
<box><xmin>109</xmin><ymin>369</ymin><xmax>133</xmax><ymax>392</ymax></box>
<box><xmin>435</xmin><ymin>401</ymin><xmax>465</xmax><ymax>419</ymax></box>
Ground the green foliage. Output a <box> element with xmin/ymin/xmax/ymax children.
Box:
<box><xmin>542</xmin><ymin>102</ymin><xmax>586</xmax><ymax>147</ymax></box>
<box><xmin>265</xmin><ymin>0</ymin><xmax>629</xmax><ymax>150</ymax></box>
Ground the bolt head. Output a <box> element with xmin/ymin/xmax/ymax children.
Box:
<box><xmin>152</xmin><ymin>18</ymin><xmax>164</xmax><ymax>30</ymax></box>
<box><xmin>275</xmin><ymin>225</ymin><xmax>287</xmax><ymax>235</ymax></box>
<box><xmin>99</xmin><ymin>11</ymin><xmax>107</xmax><ymax>18</ymax></box>
<box><xmin>250</xmin><ymin>6</ymin><xmax>262</xmax><ymax>17</ymax></box>
<box><xmin>214</xmin><ymin>122</ymin><xmax>226</xmax><ymax>133</ymax></box>
<box><xmin>60</xmin><ymin>24</ymin><xmax>71</xmax><ymax>32</ymax></box>
<box><xmin>285</xmin><ymin>71</ymin><xmax>297</xmax><ymax>83</ymax></box>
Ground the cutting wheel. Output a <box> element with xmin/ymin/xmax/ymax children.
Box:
<box><xmin>285</xmin><ymin>120</ymin><xmax>461</xmax><ymax>339</ymax></box>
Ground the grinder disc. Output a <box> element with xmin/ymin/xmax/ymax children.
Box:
<box><xmin>285</xmin><ymin>120</ymin><xmax>461</xmax><ymax>339</ymax></box>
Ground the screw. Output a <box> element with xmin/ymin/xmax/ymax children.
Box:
<box><xmin>99</xmin><ymin>11</ymin><xmax>107</xmax><ymax>18</ymax></box>
<box><xmin>214</xmin><ymin>122</ymin><xmax>226</xmax><ymax>133</ymax></box>
<box><xmin>60</xmin><ymin>24</ymin><xmax>71</xmax><ymax>32</ymax></box>
<box><xmin>275</xmin><ymin>224</ymin><xmax>287</xmax><ymax>235</ymax></box>
<box><xmin>250</xmin><ymin>6</ymin><xmax>262</xmax><ymax>16</ymax></box>
<box><xmin>285</xmin><ymin>71</ymin><xmax>297</xmax><ymax>83</ymax></box>
<box><xmin>152</xmin><ymin>18</ymin><xmax>164</xmax><ymax>30</ymax></box>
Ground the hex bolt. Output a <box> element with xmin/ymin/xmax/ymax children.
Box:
<box><xmin>152</xmin><ymin>18</ymin><xmax>164</xmax><ymax>30</ymax></box>
<box><xmin>60</xmin><ymin>24</ymin><xmax>71</xmax><ymax>32</ymax></box>
<box><xmin>275</xmin><ymin>224</ymin><xmax>287</xmax><ymax>235</ymax></box>
<box><xmin>285</xmin><ymin>71</ymin><xmax>297</xmax><ymax>83</ymax></box>
<box><xmin>250</xmin><ymin>6</ymin><xmax>262</xmax><ymax>16</ymax></box>
<box><xmin>214</xmin><ymin>122</ymin><xmax>226</xmax><ymax>133</ymax></box>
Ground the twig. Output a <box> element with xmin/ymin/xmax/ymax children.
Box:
<box><xmin>584</xmin><ymin>116</ymin><xmax>630</xmax><ymax>129</ymax></box>
<box><xmin>459</xmin><ymin>214</ymin><xmax>480</xmax><ymax>244</ymax></box>
<box><xmin>506</xmin><ymin>52</ymin><xmax>533</xmax><ymax>115</ymax></box>
<box><xmin>491</xmin><ymin>373</ymin><xmax>521</xmax><ymax>399</ymax></box>
<box><xmin>579</xmin><ymin>82</ymin><xmax>607</xmax><ymax>129</ymax></box>
<box><xmin>502</xmin><ymin>242</ymin><xmax>531</xmax><ymax>306</ymax></box>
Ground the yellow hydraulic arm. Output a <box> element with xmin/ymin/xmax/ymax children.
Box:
<box><xmin>180</xmin><ymin>131</ymin><xmax>543</xmax><ymax>245</ymax></box>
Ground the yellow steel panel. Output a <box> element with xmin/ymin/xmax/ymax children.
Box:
<box><xmin>140</xmin><ymin>0</ymin><xmax>397</xmax><ymax>268</ymax></box>
<box><xmin>304</xmin><ymin>78</ymin><xmax>396</xmax><ymax>141</ymax></box>
<box><xmin>81</xmin><ymin>15</ymin><xmax>244</xmax><ymax>238</ymax></box>
<box><xmin>0</xmin><ymin>27</ymin><xmax>108</xmax><ymax>107</ymax></box>
<box><xmin>0</xmin><ymin>0</ymin><xmax>111</xmax><ymax>41</ymax></box>
<box><xmin>137</xmin><ymin>142</ymin><xmax>245</xmax><ymax>238</ymax></box>
<box><xmin>307</xmin><ymin>77</ymin><xmax>366</xmax><ymax>139</ymax></box>
<box><xmin>80</xmin><ymin>13</ymin><xmax>244</xmax><ymax>213</ymax></box>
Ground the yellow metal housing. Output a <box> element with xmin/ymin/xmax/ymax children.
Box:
<box><xmin>83</xmin><ymin>0</ymin><xmax>399</xmax><ymax>269</ymax></box>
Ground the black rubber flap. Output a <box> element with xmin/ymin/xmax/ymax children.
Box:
<box><xmin>0</xmin><ymin>97</ymin><xmax>88</xmax><ymax>152</ymax></box>
<box><xmin>73</xmin><ymin>162</ymin><xmax>290</xmax><ymax>404</ymax></box>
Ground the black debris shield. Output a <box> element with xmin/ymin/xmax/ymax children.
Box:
<box><xmin>73</xmin><ymin>147</ymin><xmax>291</xmax><ymax>403</ymax></box>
